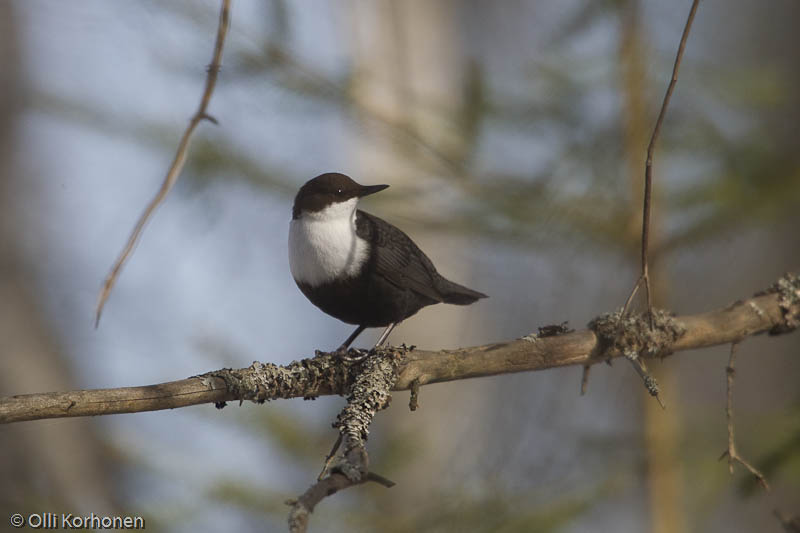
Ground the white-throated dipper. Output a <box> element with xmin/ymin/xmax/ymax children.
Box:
<box><xmin>288</xmin><ymin>172</ymin><xmax>487</xmax><ymax>352</ymax></box>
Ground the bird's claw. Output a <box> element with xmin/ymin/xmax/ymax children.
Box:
<box><xmin>335</xmin><ymin>347</ymin><xmax>369</xmax><ymax>363</ymax></box>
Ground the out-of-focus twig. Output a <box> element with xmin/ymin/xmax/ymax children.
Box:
<box><xmin>622</xmin><ymin>0</ymin><xmax>700</xmax><ymax>321</ymax></box>
<box><xmin>775</xmin><ymin>510</ymin><xmax>800</xmax><ymax>532</ymax></box>
<box><xmin>95</xmin><ymin>0</ymin><xmax>231</xmax><ymax>326</ymax></box>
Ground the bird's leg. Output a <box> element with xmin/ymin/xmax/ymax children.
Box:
<box><xmin>335</xmin><ymin>325</ymin><xmax>366</xmax><ymax>356</ymax></box>
<box><xmin>374</xmin><ymin>322</ymin><xmax>397</xmax><ymax>349</ymax></box>
<box><xmin>335</xmin><ymin>323</ymin><xmax>395</xmax><ymax>362</ymax></box>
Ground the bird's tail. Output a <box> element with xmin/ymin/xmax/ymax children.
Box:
<box><xmin>436</xmin><ymin>277</ymin><xmax>488</xmax><ymax>305</ymax></box>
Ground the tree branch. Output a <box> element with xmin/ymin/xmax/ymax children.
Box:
<box><xmin>2</xmin><ymin>273</ymin><xmax>797</xmax><ymax>425</ymax></box>
<box><xmin>287</xmin><ymin>351</ymin><xmax>398</xmax><ymax>533</ymax></box>
<box><xmin>95</xmin><ymin>0</ymin><xmax>231</xmax><ymax>326</ymax></box>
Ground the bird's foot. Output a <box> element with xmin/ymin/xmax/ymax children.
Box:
<box><xmin>334</xmin><ymin>346</ymin><xmax>369</xmax><ymax>363</ymax></box>
<box><xmin>333</xmin><ymin>344</ymin><xmax>348</xmax><ymax>356</ymax></box>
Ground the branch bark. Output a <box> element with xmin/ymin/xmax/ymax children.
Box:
<box><xmin>2</xmin><ymin>273</ymin><xmax>797</xmax><ymax>425</ymax></box>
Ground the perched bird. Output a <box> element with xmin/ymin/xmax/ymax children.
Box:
<box><xmin>288</xmin><ymin>172</ymin><xmax>487</xmax><ymax>352</ymax></box>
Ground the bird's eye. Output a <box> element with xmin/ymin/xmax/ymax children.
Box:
<box><xmin>337</xmin><ymin>189</ymin><xmax>343</xmax><ymax>194</ymax></box>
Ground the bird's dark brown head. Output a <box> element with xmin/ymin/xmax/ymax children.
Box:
<box><xmin>292</xmin><ymin>173</ymin><xmax>389</xmax><ymax>219</ymax></box>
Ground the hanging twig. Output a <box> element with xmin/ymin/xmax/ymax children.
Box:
<box><xmin>95</xmin><ymin>0</ymin><xmax>232</xmax><ymax>326</ymax></box>
<box><xmin>580</xmin><ymin>364</ymin><xmax>591</xmax><ymax>395</ymax></box>
<box><xmin>719</xmin><ymin>342</ymin><xmax>770</xmax><ymax>490</ymax></box>
<box><xmin>621</xmin><ymin>0</ymin><xmax>700</xmax><ymax>321</ymax></box>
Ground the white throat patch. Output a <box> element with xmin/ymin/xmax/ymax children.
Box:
<box><xmin>288</xmin><ymin>198</ymin><xmax>368</xmax><ymax>287</ymax></box>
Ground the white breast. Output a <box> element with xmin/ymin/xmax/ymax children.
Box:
<box><xmin>288</xmin><ymin>198</ymin><xmax>368</xmax><ymax>287</ymax></box>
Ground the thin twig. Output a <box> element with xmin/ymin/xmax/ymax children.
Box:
<box><xmin>621</xmin><ymin>0</ymin><xmax>700</xmax><ymax>319</ymax></box>
<box><xmin>95</xmin><ymin>0</ymin><xmax>232</xmax><ymax>326</ymax></box>
<box><xmin>622</xmin><ymin>277</ymin><xmax>642</xmax><ymax>317</ymax></box>
<box><xmin>628</xmin><ymin>357</ymin><xmax>665</xmax><ymax>409</ymax></box>
<box><xmin>317</xmin><ymin>433</ymin><xmax>343</xmax><ymax>481</ymax></box>
<box><xmin>580</xmin><ymin>365</ymin><xmax>591</xmax><ymax>395</ymax></box>
<box><xmin>719</xmin><ymin>342</ymin><xmax>770</xmax><ymax>490</ymax></box>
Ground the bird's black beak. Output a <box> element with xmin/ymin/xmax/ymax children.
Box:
<box><xmin>358</xmin><ymin>184</ymin><xmax>389</xmax><ymax>197</ymax></box>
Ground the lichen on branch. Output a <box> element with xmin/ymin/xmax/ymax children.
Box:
<box><xmin>764</xmin><ymin>272</ymin><xmax>800</xmax><ymax>334</ymax></box>
<box><xmin>287</xmin><ymin>347</ymin><xmax>402</xmax><ymax>533</ymax></box>
<box><xmin>589</xmin><ymin>308</ymin><xmax>686</xmax><ymax>360</ymax></box>
<box><xmin>199</xmin><ymin>352</ymin><xmax>360</xmax><ymax>404</ymax></box>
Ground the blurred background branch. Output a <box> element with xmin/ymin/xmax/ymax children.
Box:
<box><xmin>95</xmin><ymin>0</ymin><xmax>231</xmax><ymax>326</ymax></box>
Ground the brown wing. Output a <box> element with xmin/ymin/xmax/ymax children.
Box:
<box><xmin>355</xmin><ymin>210</ymin><xmax>444</xmax><ymax>303</ymax></box>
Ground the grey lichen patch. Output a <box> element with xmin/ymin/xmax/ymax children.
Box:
<box><xmin>643</xmin><ymin>375</ymin><xmax>660</xmax><ymax>398</ymax></box>
<box><xmin>199</xmin><ymin>346</ymin><xmax>411</xmax><ymax>407</ymax></box>
<box><xmin>199</xmin><ymin>352</ymin><xmax>361</xmax><ymax>404</ymax></box>
<box><xmin>588</xmin><ymin>308</ymin><xmax>686</xmax><ymax>360</ymax></box>
<box><xmin>332</xmin><ymin>347</ymin><xmax>404</xmax><ymax>482</ymax></box>
<box><xmin>408</xmin><ymin>379</ymin><xmax>420</xmax><ymax>411</ymax></box>
<box><xmin>764</xmin><ymin>272</ymin><xmax>800</xmax><ymax>335</ymax></box>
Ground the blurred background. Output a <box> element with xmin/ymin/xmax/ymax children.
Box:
<box><xmin>0</xmin><ymin>0</ymin><xmax>798</xmax><ymax>531</ymax></box>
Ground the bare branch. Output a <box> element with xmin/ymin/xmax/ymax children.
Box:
<box><xmin>719</xmin><ymin>342</ymin><xmax>770</xmax><ymax>490</ymax></box>
<box><xmin>286</xmin><ymin>471</ymin><xmax>393</xmax><ymax>533</ymax></box>
<box><xmin>622</xmin><ymin>0</ymin><xmax>700</xmax><ymax>319</ymax></box>
<box><xmin>95</xmin><ymin>0</ymin><xmax>232</xmax><ymax>326</ymax></box>
<box><xmin>3</xmin><ymin>273</ymin><xmax>798</xmax><ymax>425</ymax></box>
